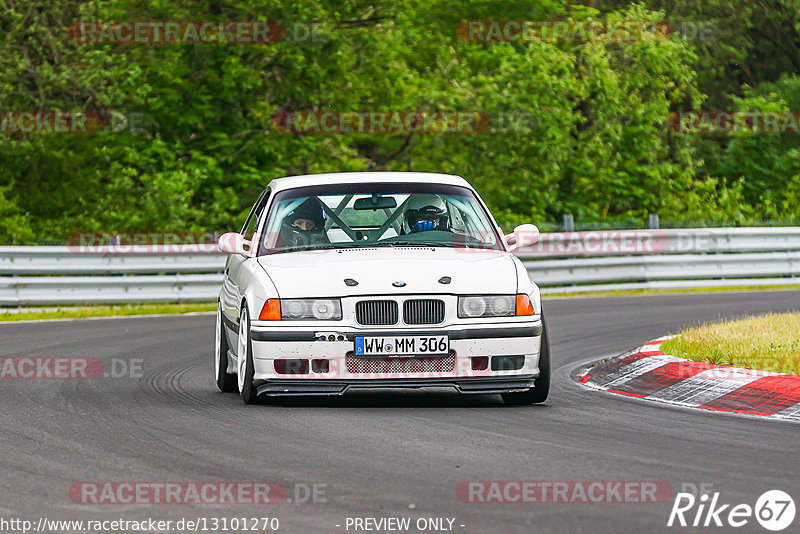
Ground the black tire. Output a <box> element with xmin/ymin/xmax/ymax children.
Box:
<box><xmin>238</xmin><ymin>306</ymin><xmax>263</xmax><ymax>405</ymax></box>
<box><xmin>502</xmin><ymin>314</ymin><xmax>551</xmax><ymax>405</ymax></box>
<box><xmin>215</xmin><ymin>304</ymin><xmax>237</xmax><ymax>392</ymax></box>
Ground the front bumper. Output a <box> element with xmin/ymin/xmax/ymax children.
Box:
<box><xmin>248</xmin><ymin>321</ymin><xmax>543</xmax><ymax>395</ymax></box>
<box><xmin>254</xmin><ymin>376</ymin><xmax>537</xmax><ymax>396</ymax></box>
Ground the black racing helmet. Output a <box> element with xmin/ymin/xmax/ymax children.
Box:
<box><xmin>280</xmin><ymin>197</ymin><xmax>329</xmax><ymax>247</ymax></box>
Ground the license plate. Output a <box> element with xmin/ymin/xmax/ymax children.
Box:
<box><xmin>354</xmin><ymin>335</ymin><xmax>449</xmax><ymax>356</ymax></box>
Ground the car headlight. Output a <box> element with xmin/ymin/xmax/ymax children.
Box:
<box><xmin>260</xmin><ymin>299</ymin><xmax>342</xmax><ymax>321</ymax></box>
<box><xmin>458</xmin><ymin>295</ymin><xmax>517</xmax><ymax>318</ymax></box>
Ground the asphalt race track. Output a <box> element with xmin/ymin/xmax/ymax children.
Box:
<box><xmin>2</xmin><ymin>290</ymin><xmax>799</xmax><ymax>534</ymax></box>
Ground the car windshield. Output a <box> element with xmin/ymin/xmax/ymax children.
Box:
<box><xmin>258</xmin><ymin>182</ymin><xmax>502</xmax><ymax>255</ymax></box>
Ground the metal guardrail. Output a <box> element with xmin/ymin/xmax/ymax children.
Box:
<box><xmin>0</xmin><ymin>274</ymin><xmax>224</xmax><ymax>305</ymax></box>
<box><xmin>1</xmin><ymin>227</ymin><xmax>799</xmax><ymax>305</ymax></box>
<box><xmin>529</xmin><ymin>254</ymin><xmax>800</xmax><ymax>294</ymax></box>
<box><xmin>0</xmin><ymin>246</ymin><xmax>224</xmax><ymax>275</ymax></box>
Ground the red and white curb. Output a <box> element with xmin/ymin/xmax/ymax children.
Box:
<box><xmin>579</xmin><ymin>337</ymin><xmax>800</xmax><ymax>422</ymax></box>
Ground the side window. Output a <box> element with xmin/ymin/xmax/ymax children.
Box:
<box><xmin>242</xmin><ymin>191</ymin><xmax>271</xmax><ymax>241</ymax></box>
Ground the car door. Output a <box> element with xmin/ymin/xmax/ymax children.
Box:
<box><xmin>221</xmin><ymin>189</ymin><xmax>270</xmax><ymax>346</ymax></box>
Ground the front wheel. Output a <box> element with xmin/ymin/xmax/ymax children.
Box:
<box><xmin>502</xmin><ymin>315</ymin><xmax>551</xmax><ymax>405</ymax></box>
<box><xmin>237</xmin><ymin>305</ymin><xmax>262</xmax><ymax>404</ymax></box>
<box><xmin>215</xmin><ymin>303</ymin><xmax>237</xmax><ymax>392</ymax></box>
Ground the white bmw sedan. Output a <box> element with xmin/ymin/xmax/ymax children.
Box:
<box><xmin>215</xmin><ymin>172</ymin><xmax>550</xmax><ymax>405</ymax></box>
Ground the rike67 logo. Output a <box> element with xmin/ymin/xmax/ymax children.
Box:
<box><xmin>668</xmin><ymin>490</ymin><xmax>795</xmax><ymax>531</ymax></box>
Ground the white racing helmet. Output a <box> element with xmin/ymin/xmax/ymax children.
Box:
<box><xmin>403</xmin><ymin>194</ymin><xmax>450</xmax><ymax>234</ymax></box>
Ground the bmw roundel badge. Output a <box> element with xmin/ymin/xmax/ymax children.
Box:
<box><xmin>392</xmin><ymin>281</ymin><xmax>407</xmax><ymax>287</ymax></box>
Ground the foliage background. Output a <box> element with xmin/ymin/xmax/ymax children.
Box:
<box><xmin>1</xmin><ymin>0</ymin><xmax>799</xmax><ymax>242</ymax></box>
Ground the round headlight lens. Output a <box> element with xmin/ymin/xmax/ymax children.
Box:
<box><xmin>284</xmin><ymin>300</ymin><xmax>305</xmax><ymax>319</ymax></box>
<box><xmin>491</xmin><ymin>296</ymin><xmax>513</xmax><ymax>316</ymax></box>
<box><xmin>313</xmin><ymin>300</ymin><xmax>336</xmax><ymax>320</ymax></box>
<box><xmin>461</xmin><ymin>297</ymin><xmax>487</xmax><ymax>318</ymax></box>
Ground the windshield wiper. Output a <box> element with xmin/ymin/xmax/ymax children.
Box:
<box><xmin>374</xmin><ymin>241</ymin><xmax>470</xmax><ymax>248</ymax></box>
<box><xmin>268</xmin><ymin>244</ymin><xmax>349</xmax><ymax>254</ymax></box>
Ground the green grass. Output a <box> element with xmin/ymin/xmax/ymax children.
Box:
<box><xmin>545</xmin><ymin>283</ymin><xmax>800</xmax><ymax>299</ymax></box>
<box><xmin>661</xmin><ymin>312</ymin><xmax>800</xmax><ymax>374</ymax></box>
<box><xmin>0</xmin><ymin>302</ymin><xmax>217</xmax><ymax>321</ymax></box>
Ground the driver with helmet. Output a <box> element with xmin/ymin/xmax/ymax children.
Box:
<box><xmin>279</xmin><ymin>197</ymin><xmax>330</xmax><ymax>247</ymax></box>
<box><xmin>402</xmin><ymin>194</ymin><xmax>451</xmax><ymax>234</ymax></box>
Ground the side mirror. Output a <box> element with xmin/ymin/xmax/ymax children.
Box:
<box><xmin>504</xmin><ymin>224</ymin><xmax>539</xmax><ymax>252</ymax></box>
<box><xmin>218</xmin><ymin>232</ymin><xmax>253</xmax><ymax>256</ymax></box>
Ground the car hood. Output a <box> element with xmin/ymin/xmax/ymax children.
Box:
<box><xmin>257</xmin><ymin>247</ymin><xmax>517</xmax><ymax>297</ymax></box>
